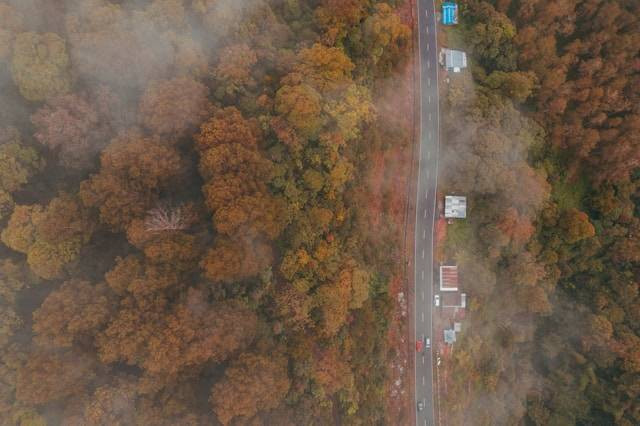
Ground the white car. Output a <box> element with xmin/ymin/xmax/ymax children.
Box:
<box><xmin>434</xmin><ymin>294</ymin><xmax>440</xmax><ymax>307</ymax></box>
<box><xmin>425</xmin><ymin>337</ymin><xmax>431</xmax><ymax>348</ymax></box>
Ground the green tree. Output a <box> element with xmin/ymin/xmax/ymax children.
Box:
<box><xmin>11</xmin><ymin>32</ymin><xmax>71</xmax><ymax>101</ymax></box>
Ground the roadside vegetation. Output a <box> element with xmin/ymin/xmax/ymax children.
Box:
<box><xmin>440</xmin><ymin>1</ymin><xmax>639</xmax><ymax>424</ymax></box>
<box><xmin>0</xmin><ymin>1</ymin><xmax>412</xmax><ymax>424</ymax></box>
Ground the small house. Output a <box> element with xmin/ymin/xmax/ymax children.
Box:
<box><xmin>440</xmin><ymin>49</ymin><xmax>468</xmax><ymax>73</ymax></box>
<box><xmin>444</xmin><ymin>195</ymin><xmax>467</xmax><ymax>218</ymax></box>
<box><xmin>442</xmin><ymin>2</ymin><xmax>458</xmax><ymax>25</ymax></box>
<box><xmin>442</xmin><ymin>292</ymin><xmax>466</xmax><ymax>308</ymax></box>
<box><xmin>439</xmin><ymin>265</ymin><xmax>459</xmax><ymax>292</ymax></box>
<box><xmin>444</xmin><ymin>329</ymin><xmax>457</xmax><ymax>345</ymax></box>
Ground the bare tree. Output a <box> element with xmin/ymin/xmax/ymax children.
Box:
<box><xmin>144</xmin><ymin>204</ymin><xmax>192</xmax><ymax>232</ymax></box>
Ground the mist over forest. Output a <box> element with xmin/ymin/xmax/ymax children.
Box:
<box><xmin>0</xmin><ymin>0</ymin><xmax>412</xmax><ymax>424</ymax></box>
<box><xmin>0</xmin><ymin>0</ymin><xmax>638</xmax><ymax>425</ymax></box>
<box><xmin>438</xmin><ymin>1</ymin><xmax>640</xmax><ymax>425</ymax></box>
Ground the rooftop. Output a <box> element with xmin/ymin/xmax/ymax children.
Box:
<box><xmin>445</xmin><ymin>195</ymin><xmax>467</xmax><ymax>218</ymax></box>
<box><xmin>442</xmin><ymin>2</ymin><xmax>458</xmax><ymax>25</ymax></box>
<box><xmin>442</xmin><ymin>292</ymin><xmax>466</xmax><ymax>308</ymax></box>
<box><xmin>441</xmin><ymin>49</ymin><xmax>468</xmax><ymax>73</ymax></box>
<box><xmin>444</xmin><ymin>329</ymin><xmax>457</xmax><ymax>344</ymax></box>
<box><xmin>440</xmin><ymin>265</ymin><xmax>459</xmax><ymax>292</ymax></box>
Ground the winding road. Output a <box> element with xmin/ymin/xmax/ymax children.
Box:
<box><xmin>413</xmin><ymin>0</ymin><xmax>440</xmax><ymax>425</ymax></box>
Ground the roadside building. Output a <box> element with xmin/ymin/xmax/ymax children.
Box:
<box><xmin>444</xmin><ymin>195</ymin><xmax>466</xmax><ymax>219</ymax></box>
<box><xmin>439</xmin><ymin>265</ymin><xmax>459</xmax><ymax>292</ymax></box>
<box><xmin>444</xmin><ymin>329</ymin><xmax>456</xmax><ymax>345</ymax></box>
<box><xmin>442</xmin><ymin>292</ymin><xmax>466</xmax><ymax>308</ymax></box>
<box><xmin>439</xmin><ymin>49</ymin><xmax>467</xmax><ymax>73</ymax></box>
<box><xmin>442</xmin><ymin>2</ymin><xmax>458</xmax><ymax>25</ymax></box>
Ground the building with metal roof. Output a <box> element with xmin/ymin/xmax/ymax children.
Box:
<box><xmin>440</xmin><ymin>49</ymin><xmax>468</xmax><ymax>73</ymax></box>
<box><xmin>444</xmin><ymin>329</ymin><xmax>457</xmax><ymax>345</ymax></box>
<box><xmin>444</xmin><ymin>195</ymin><xmax>467</xmax><ymax>218</ymax></box>
<box><xmin>440</xmin><ymin>265</ymin><xmax>459</xmax><ymax>292</ymax></box>
<box><xmin>442</xmin><ymin>292</ymin><xmax>466</xmax><ymax>308</ymax></box>
<box><xmin>442</xmin><ymin>2</ymin><xmax>458</xmax><ymax>25</ymax></box>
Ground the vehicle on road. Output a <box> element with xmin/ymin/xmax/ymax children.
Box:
<box><xmin>425</xmin><ymin>337</ymin><xmax>431</xmax><ymax>348</ymax></box>
<box><xmin>417</xmin><ymin>400</ymin><xmax>425</xmax><ymax>412</ymax></box>
<box><xmin>416</xmin><ymin>338</ymin><xmax>424</xmax><ymax>353</ymax></box>
<box><xmin>434</xmin><ymin>294</ymin><xmax>440</xmax><ymax>306</ymax></box>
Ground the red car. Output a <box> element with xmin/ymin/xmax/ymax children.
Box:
<box><xmin>416</xmin><ymin>338</ymin><xmax>424</xmax><ymax>352</ymax></box>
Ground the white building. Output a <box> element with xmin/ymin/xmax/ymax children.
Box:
<box><xmin>440</xmin><ymin>49</ymin><xmax>467</xmax><ymax>73</ymax></box>
<box><xmin>444</xmin><ymin>195</ymin><xmax>467</xmax><ymax>219</ymax></box>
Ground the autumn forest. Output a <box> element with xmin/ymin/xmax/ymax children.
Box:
<box><xmin>0</xmin><ymin>0</ymin><xmax>411</xmax><ymax>424</ymax></box>
<box><xmin>0</xmin><ymin>0</ymin><xmax>638</xmax><ymax>425</ymax></box>
<box><xmin>441</xmin><ymin>0</ymin><xmax>640</xmax><ymax>425</ymax></box>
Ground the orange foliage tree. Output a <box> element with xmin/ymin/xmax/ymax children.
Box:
<box><xmin>210</xmin><ymin>352</ymin><xmax>290</xmax><ymax>425</ymax></box>
<box><xmin>79</xmin><ymin>132</ymin><xmax>183</xmax><ymax>230</ymax></box>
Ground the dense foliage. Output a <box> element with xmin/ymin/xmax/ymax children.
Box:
<box><xmin>442</xmin><ymin>1</ymin><xmax>639</xmax><ymax>424</ymax></box>
<box><xmin>0</xmin><ymin>0</ymin><xmax>410</xmax><ymax>424</ymax></box>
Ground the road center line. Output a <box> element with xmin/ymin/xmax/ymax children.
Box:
<box><xmin>421</xmin><ymin>270</ymin><xmax>424</xmax><ymax>280</ymax></box>
<box><xmin>422</xmin><ymin>376</ymin><xmax>425</xmax><ymax>385</ymax></box>
<box><xmin>421</xmin><ymin>291</ymin><xmax>424</xmax><ymax>300</ymax></box>
<box><xmin>422</xmin><ymin>249</ymin><xmax>425</xmax><ymax>259</ymax></box>
<box><xmin>423</xmin><ymin>229</ymin><xmax>426</xmax><ymax>239</ymax></box>
<box><xmin>421</xmin><ymin>312</ymin><xmax>424</xmax><ymax>322</ymax></box>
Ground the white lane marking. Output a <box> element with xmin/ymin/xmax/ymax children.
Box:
<box><xmin>422</xmin><ymin>249</ymin><xmax>425</xmax><ymax>259</ymax></box>
<box><xmin>421</xmin><ymin>270</ymin><xmax>425</xmax><ymax>280</ymax></box>
<box><xmin>428</xmin><ymin>95</ymin><xmax>432</xmax><ymax>103</ymax></box>
<box><xmin>422</xmin><ymin>376</ymin><xmax>425</xmax><ymax>386</ymax></box>
<box><xmin>422</xmin><ymin>356</ymin><xmax>425</xmax><ymax>364</ymax></box>
<box><xmin>424</xmin><ymin>420</ymin><xmax>427</xmax><ymax>426</ymax></box>
<box><xmin>423</xmin><ymin>229</ymin><xmax>426</xmax><ymax>239</ymax></box>
<box><xmin>427</xmin><ymin>60</ymin><xmax>431</xmax><ymax>69</ymax></box>
<box><xmin>429</xmin><ymin>113</ymin><xmax>432</xmax><ymax>121</ymax></box>
<box><xmin>429</xmin><ymin>131</ymin><xmax>433</xmax><ymax>140</ymax></box>
<box><xmin>421</xmin><ymin>312</ymin><xmax>424</xmax><ymax>322</ymax></box>
<box><xmin>425</xmin><ymin>189</ymin><xmax>428</xmax><ymax>199</ymax></box>
<box><xmin>423</xmin><ymin>209</ymin><xmax>427</xmax><ymax>218</ymax></box>
<box><xmin>428</xmin><ymin>77</ymin><xmax>431</xmax><ymax>87</ymax></box>
<box><xmin>426</xmin><ymin>170</ymin><xmax>430</xmax><ymax>180</ymax></box>
<box><xmin>421</xmin><ymin>291</ymin><xmax>424</xmax><ymax>300</ymax></box>
<box><xmin>426</xmin><ymin>44</ymin><xmax>429</xmax><ymax>51</ymax></box>
<box><xmin>427</xmin><ymin>150</ymin><xmax>431</xmax><ymax>159</ymax></box>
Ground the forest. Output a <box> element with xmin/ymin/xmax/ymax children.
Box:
<box><xmin>0</xmin><ymin>0</ymin><xmax>411</xmax><ymax>424</ymax></box>
<box><xmin>440</xmin><ymin>0</ymin><xmax>639</xmax><ymax>425</ymax></box>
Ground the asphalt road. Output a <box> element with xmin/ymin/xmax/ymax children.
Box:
<box><xmin>413</xmin><ymin>0</ymin><xmax>440</xmax><ymax>425</ymax></box>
